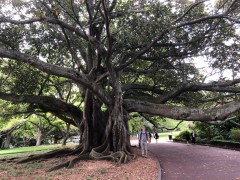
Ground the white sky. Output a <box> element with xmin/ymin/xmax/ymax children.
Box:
<box><xmin>193</xmin><ymin>57</ymin><xmax>238</xmax><ymax>82</ymax></box>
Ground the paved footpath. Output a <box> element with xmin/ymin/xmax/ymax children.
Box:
<box><xmin>148</xmin><ymin>141</ymin><xmax>240</xmax><ymax>180</ymax></box>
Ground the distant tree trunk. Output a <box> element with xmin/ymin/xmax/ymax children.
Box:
<box><xmin>62</xmin><ymin>123</ymin><xmax>70</xmax><ymax>146</ymax></box>
<box><xmin>0</xmin><ymin>136</ymin><xmax>3</xmax><ymax>148</ymax></box>
<box><xmin>3</xmin><ymin>133</ymin><xmax>12</xmax><ymax>149</ymax></box>
<box><xmin>22</xmin><ymin>136</ymin><xmax>28</xmax><ymax>146</ymax></box>
<box><xmin>36</xmin><ymin>128</ymin><xmax>42</xmax><ymax>146</ymax></box>
<box><xmin>53</xmin><ymin>136</ymin><xmax>58</xmax><ymax>144</ymax></box>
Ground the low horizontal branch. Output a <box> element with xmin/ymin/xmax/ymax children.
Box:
<box><xmin>124</xmin><ymin>99</ymin><xmax>240</xmax><ymax>122</ymax></box>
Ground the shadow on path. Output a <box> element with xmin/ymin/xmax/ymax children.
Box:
<box><xmin>148</xmin><ymin>141</ymin><xmax>240</xmax><ymax>180</ymax></box>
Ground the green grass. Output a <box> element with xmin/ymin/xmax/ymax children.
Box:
<box><xmin>157</xmin><ymin>131</ymin><xmax>181</xmax><ymax>140</ymax></box>
<box><xmin>0</xmin><ymin>143</ymin><xmax>76</xmax><ymax>159</ymax></box>
<box><xmin>0</xmin><ymin>143</ymin><xmax>80</xmax><ymax>180</ymax></box>
<box><xmin>0</xmin><ymin>145</ymin><xmax>60</xmax><ymax>154</ymax></box>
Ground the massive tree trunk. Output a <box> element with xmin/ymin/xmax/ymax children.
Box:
<box><xmin>79</xmin><ymin>88</ymin><xmax>132</xmax><ymax>154</ymax></box>
<box><xmin>45</xmin><ymin>89</ymin><xmax>132</xmax><ymax>170</ymax></box>
<box><xmin>21</xmin><ymin>89</ymin><xmax>133</xmax><ymax>171</ymax></box>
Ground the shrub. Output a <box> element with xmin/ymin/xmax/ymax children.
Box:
<box><xmin>173</xmin><ymin>130</ymin><xmax>192</xmax><ymax>142</ymax></box>
<box><xmin>210</xmin><ymin>140</ymin><xmax>240</xmax><ymax>149</ymax></box>
<box><xmin>175</xmin><ymin>130</ymin><xmax>189</xmax><ymax>140</ymax></box>
<box><xmin>229</xmin><ymin>129</ymin><xmax>240</xmax><ymax>142</ymax></box>
<box><xmin>212</xmin><ymin>135</ymin><xmax>224</xmax><ymax>140</ymax></box>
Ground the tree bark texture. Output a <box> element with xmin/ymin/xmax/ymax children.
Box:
<box><xmin>36</xmin><ymin>128</ymin><xmax>42</xmax><ymax>146</ymax></box>
<box><xmin>3</xmin><ymin>133</ymin><xmax>12</xmax><ymax>149</ymax></box>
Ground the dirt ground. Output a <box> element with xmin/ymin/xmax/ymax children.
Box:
<box><xmin>0</xmin><ymin>147</ymin><xmax>158</xmax><ymax>180</ymax></box>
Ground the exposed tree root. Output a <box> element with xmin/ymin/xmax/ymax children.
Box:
<box><xmin>47</xmin><ymin>140</ymin><xmax>134</xmax><ymax>171</ymax></box>
<box><xmin>17</xmin><ymin>148</ymin><xmax>73</xmax><ymax>164</ymax></box>
<box><xmin>89</xmin><ymin>141</ymin><xmax>134</xmax><ymax>164</ymax></box>
<box><xmin>68</xmin><ymin>153</ymin><xmax>90</xmax><ymax>168</ymax></box>
<box><xmin>90</xmin><ymin>148</ymin><xmax>129</xmax><ymax>164</ymax></box>
<box><xmin>47</xmin><ymin>153</ymin><xmax>90</xmax><ymax>172</ymax></box>
<box><xmin>0</xmin><ymin>157</ymin><xmax>19</xmax><ymax>163</ymax></box>
<box><xmin>65</xmin><ymin>144</ymin><xmax>84</xmax><ymax>156</ymax></box>
<box><xmin>1</xmin><ymin>144</ymin><xmax>135</xmax><ymax>172</ymax></box>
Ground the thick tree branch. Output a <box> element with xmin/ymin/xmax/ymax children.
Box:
<box><xmin>139</xmin><ymin>113</ymin><xmax>159</xmax><ymax>128</ymax></box>
<box><xmin>0</xmin><ymin>16</ymin><xmax>88</xmax><ymax>39</ymax></box>
<box><xmin>123</xmin><ymin>78</ymin><xmax>240</xmax><ymax>104</ymax></box>
<box><xmin>175</xmin><ymin>0</ymin><xmax>207</xmax><ymax>23</ymax></box>
<box><xmin>225</xmin><ymin>16</ymin><xmax>240</xmax><ymax>23</ymax></box>
<box><xmin>207</xmin><ymin>116</ymin><xmax>240</xmax><ymax>127</ymax></box>
<box><xmin>140</xmin><ymin>113</ymin><xmax>184</xmax><ymax>130</ymax></box>
<box><xmin>124</xmin><ymin>99</ymin><xmax>240</xmax><ymax>122</ymax></box>
<box><xmin>159</xmin><ymin>79</ymin><xmax>240</xmax><ymax>103</ymax></box>
<box><xmin>0</xmin><ymin>92</ymin><xmax>81</xmax><ymax>126</ymax></box>
<box><xmin>0</xmin><ymin>48</ymin><xmax>112</xmax><ymax>105</ymax></box>
<box><xmin>0</xmin><ymin>110</ymin><xmax>44</xmax><ymax>117</ymax></box>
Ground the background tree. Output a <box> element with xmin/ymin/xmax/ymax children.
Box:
<box><xmin>0</xmin><ymin>0</ymin><xmax>240</xmax><ymax>170</ymax></box>
<box><xmin>0</xmin><ymin>117</ymin><xmax>25</xmax><ymax>148</ymax></box>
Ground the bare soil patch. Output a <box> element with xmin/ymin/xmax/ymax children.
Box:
<box><xmin>0</xmin><ymin>147</ymin><xmax>158</xmax><ymax>180</ymax></box>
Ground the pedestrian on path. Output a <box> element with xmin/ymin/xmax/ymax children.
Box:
<box><xmin>137</xmin><ymin>128</ymin><xmax>142</xmax><ymax>148</ymax></box>
<box><xmin>185</xmin><ymin>131</ymin><xmax>191</xmax><ymax>145</ymax></box>
<box><xmin>191</xmin><ymin>130</ymin><xmax>196</xmax><ymax>144</ymax></box>
<box><xmin>154</xmin><ymin>131</ymin><xmax>159</xmax><ymax>143</ymax></box>
<box><xmin>149</xmin><ymin>132</ymin><xmax>152</xmax><ymax>143</ymax></box>
<box><xmin>138</xmin><ymin>126</ymin><xmax>149</xmax><ymax>157</ymax></box>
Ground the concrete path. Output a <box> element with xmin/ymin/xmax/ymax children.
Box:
<box><xmin>148</xmin><ymin>141</ymin><xmax>240</xmax><ymax>180</ymax></box>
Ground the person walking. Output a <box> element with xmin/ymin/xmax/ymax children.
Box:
<box><xmin>148</xmin><ymin>132</ymin><xmax>152</xmax><ymax>143</ymax></box>
<box><xmin>154</xmin><ymin>131</ymin><xmax>159</xmax><ymax>143</ymax></box>
<box><xmin>191</xmin><ymin>130</ymin><xmax>196</xmax><ymax>144</ymax></box>
<box><xmin>138</xmin><ymin>126</ymin><xmax>149</xmax><ymax>157</ymax></box>
<box><xmin>185</xmin><ymin>131</ymin><xmax>191</xmax><ymax>145</ymax></box>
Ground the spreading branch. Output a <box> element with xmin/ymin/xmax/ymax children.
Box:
<box><xmin>0</xmin><ymin>92</ymin><xmax>82</xmax><ymax>126</ymax></box>
<box><xmin>124</xmin><ymin>99</ymin><xmax>240</xmax><ymax>122</ymax></box>
<box><xmin>0</xmin><ymin>48</ymin><xmax>112</xmax><ymax>106</ymax></box>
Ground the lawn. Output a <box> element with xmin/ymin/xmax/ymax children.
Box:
<box><xmin>0</xmin><ymin>143</ymin><xmax>77</xmax><ymax>159</ymax></box>
<box><xmin>156</xmin><ymin>131</ymin><xmax>181</xmax><ymax>140</ymax></box>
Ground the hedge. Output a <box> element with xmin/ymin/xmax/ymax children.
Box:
<box><xmin>173</xmin><ymin>139</ymin><xmax>240</xmax><ymax>149</ymax></box>
<box><xmin>209</xmin><ymin>140</ymin><xmax>240</xmax><ymax>149</ymax></box>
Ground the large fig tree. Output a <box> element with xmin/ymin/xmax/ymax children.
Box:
<box><xmin>0</xmin><ymin>0</ymin><xmax>240</xmax><ymax>169</ymax></box>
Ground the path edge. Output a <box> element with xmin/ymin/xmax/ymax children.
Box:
<box><xmin>149</xmin><ymin>149</ymin><xmax>162</xmax><ymax>180</ymax></box>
